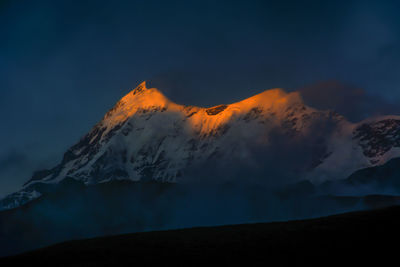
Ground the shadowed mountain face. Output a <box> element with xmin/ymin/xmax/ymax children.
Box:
<box><xmin>320</xmin><ymin>157</ymin><xmax>400</xmax><ymax>196</ymax></box>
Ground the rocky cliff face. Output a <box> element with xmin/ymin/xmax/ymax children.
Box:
<box><xmin>1</xmin><ymin>81</ymin><xmax>400</xmax><ymax>210</ymax></box>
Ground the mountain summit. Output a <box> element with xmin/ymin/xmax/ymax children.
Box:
<box><xmin>2</xmin><ymin>82</ymin><xmax>400</xmax><ymax>210</ymax></box>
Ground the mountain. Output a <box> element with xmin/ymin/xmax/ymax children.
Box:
<box><xmin>1</xmin><ymin>81</ymin><xmax>400</xmax><ymax>210</ymax></box>
<box><xmin>319</xmin><ymin>157</ymin><xmax>400</xmax><ymax>196</ymax></box>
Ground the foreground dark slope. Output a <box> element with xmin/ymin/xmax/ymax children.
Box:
<box><xmin>2</xmin><ymin>206</ymin><xmax>400</xmax><ymax>266</ymax></box>
<box><xmin>3</xmin><ymin>177</ymin><xmax>400</xmax><ymax>258</ymax></box>
<box><xmin>3</xmin><ymin>175</ymin><xmax>400</xmax><ymax>258</ymax></box>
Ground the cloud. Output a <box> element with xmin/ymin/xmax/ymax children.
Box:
<box><xmin>0</xmin><ymin>151</ymin><xmax>27</xmax><ymax>173</ymax></box>
<box><xmin>296</xmin><ymin>81</ymin><xmax>400</xmax><ymax>122</ymax></box>
<box><xmin>0</xmin><ymin>151</ymin><xmax>31</xmax><ymax>197</ymax></box>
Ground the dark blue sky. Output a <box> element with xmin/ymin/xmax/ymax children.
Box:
<box><xmin>1</xmin><ymin>0</ymin><xmax>400</xmax><ymax>196</ymax></box>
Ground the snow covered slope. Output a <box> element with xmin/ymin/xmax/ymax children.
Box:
<box><xmin>1</xmin><ymin>82</ymin><xmax>400</xmax><ymax>210</ymax></box>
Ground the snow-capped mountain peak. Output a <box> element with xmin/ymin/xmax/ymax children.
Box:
<box><xmin>101</xmin><ymin>81</ymin><xmax>173</xmax><ymax>128</ymax></box>
<box><xmin>1</xmin><ymin>82</ymin><xmax>400</xmax><ymax>211</ymax></box>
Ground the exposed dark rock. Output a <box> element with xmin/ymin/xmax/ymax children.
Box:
<box><xmin>354</xmin><ymin>119</ymin><xmax>400</xmax><ymax>160</ymax></box>
<box><xmin>243</xmin><ymin>107</ymin><xmax>263</xmax><ymax>122</ymax></box>
<box><xmin>206</xmin><ymin>105</ymin><xmax>228</xmax><ymax>115</ymax></box>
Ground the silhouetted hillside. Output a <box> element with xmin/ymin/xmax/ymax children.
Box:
<box><xmin>2</xmin><ymin>206</ymin><xmax>400</xmax><ymax>266</ymax></box>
